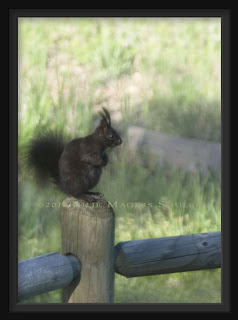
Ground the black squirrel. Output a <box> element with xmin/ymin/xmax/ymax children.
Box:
<box><xmin>26</xmin><ymin>107</ymin><xmax>122</xmax><ymax>202</ymax></box>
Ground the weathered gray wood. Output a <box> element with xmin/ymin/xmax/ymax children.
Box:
<box><xmin>127</xmin><ymin>126</ymin><xmax>221</xmax><ymax>172</ymax></box>
<box><xmin>114</xmin><ymin>231</ymin><xmax>221</xmax><ymax>277</ymax></box>
<box><xmin>62</xmin><ymin>197</ymin><xmax>115</xmax><ymax>303</ymax></box>
<box><xmin>18</xmin><ymin>252</ymin><xmax>81</xmax><ymax>300</ymax></box>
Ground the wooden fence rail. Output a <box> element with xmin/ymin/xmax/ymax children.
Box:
<box><xmin>114</xmin><ymin>231</ymin><xmax>221</xmax><ymax>278</ymax></box>
<box><xmin>18</xmin><ymin>252</ymin><xmax>81</xmax><ymax>300</ymax></box>
<box><xmin>18</xmin><ymin>198</ymin><xmax>221</xmax><ymax>302</ymax></box>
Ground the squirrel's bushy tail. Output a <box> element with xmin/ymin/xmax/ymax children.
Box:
<box><xmin>25</xmin><ymin>130</ymin><xmax>67</xmax><ymax>186</ymax></box>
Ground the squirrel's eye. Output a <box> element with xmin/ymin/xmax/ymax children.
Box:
<box><xmin>109</xmin><ymin>134</ymin><xmax>114</xmax><ymax>138</ymax></box>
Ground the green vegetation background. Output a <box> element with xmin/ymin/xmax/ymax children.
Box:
<box><xmin>18</xmin><ymin>18</ymin><xmax>221</xmax><ymax>303</ymax></box>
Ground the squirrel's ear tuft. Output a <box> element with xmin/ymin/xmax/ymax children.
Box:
<box><xmin>96</xmin><ymin>107</ymin><xmax>111</xmax><ymax>135</ymax></box>
<box><xmin>102</xmin><ymin>107</ymin><xmax>111</xmax><ymax>127</ymax></box>
<box><xmin>99</xmin><ymin>107</ymin><xmax>111</xmax><ymax>128</ymax></box>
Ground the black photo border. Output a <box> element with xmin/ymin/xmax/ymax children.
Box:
<box><xmin>9</xmin><ymin>8</ymin><xmax>231</xmax><ymax>315</ymax></box>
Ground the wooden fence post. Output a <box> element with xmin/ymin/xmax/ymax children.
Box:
<box><xmin>61</xmin><ymin>197</ymin><xmax>115</xmax><ymax>303</ymax></box>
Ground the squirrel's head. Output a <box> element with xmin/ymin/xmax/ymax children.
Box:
<box><xmin>95</xmin><ymin>107</ymin><xmax>123</xmax><ymax>148</ymax></box>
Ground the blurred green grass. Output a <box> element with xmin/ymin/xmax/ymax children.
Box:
<box><xmin>18</xmin><ymin>17</ymin><xmax>221</xmax><ymax>303</ymax></box>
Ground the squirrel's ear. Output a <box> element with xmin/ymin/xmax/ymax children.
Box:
<box><xmin>102</xmin><ymin>107</ymin><xmax>111</xmax><ymax>127</ymax></box>
<box><xmin>96</xmin><ymin>118</ymin><xmax>108</xmax><ymax>136</ymax></box>
<box><xmin>100</xmin><ymin>117</ymin><xmax>108</xmax><ymax>128</ymax></box>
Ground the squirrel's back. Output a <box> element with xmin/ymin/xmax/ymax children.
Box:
<box><xmin>25</xmin><ymin>130</ymin><xmax>67</xmax><ymax>186</ymax></box>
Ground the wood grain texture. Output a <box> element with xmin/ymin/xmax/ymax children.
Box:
<box><xmin>114</xmin><ymin>231</ymin><xmax>221</xmax><ymax>277</ymax></box>
<box><xmin>62</xmin><ymin>197</ymin><xmax>115</xmax><ymax>303</ymax></box>
<box><xmin>18</xmin><ymin>252</ymin><xmax>81</xmax><ymax>300</ymax></box>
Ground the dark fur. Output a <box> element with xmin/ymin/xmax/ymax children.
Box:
<box><xmin>25</xmin><ymin>108</ymin><xmax>122</xmax><ymax>201</ymax></box>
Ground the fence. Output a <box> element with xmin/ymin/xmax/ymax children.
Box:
<box><xmin>18</xmin><ymin>198</ymin><xmax>221</xmax><ymax>303</ymax></box>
